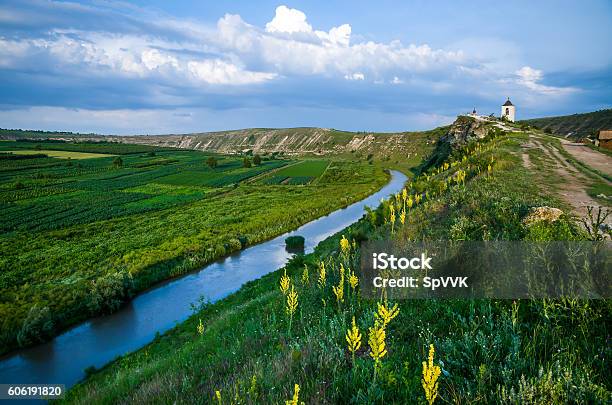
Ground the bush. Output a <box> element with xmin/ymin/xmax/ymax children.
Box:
<box><xmin>207</xmin><ymin>156</ymin><xmax>218</xmax><ymax>168</ymax></box>
<box><xmin>285</xmin><ymin>235</ymin><xmax>305</xmax><ymax>249</ymax></box>
<box><xmin>87</xmin><ymin>271</ymin><xmax>134</xmax><ymax>314</ymax></box>
<box><xmin>253</xmin><ymin>154</ymin><xmax>262</xmax><ymax>165</ymax></box>
<box><xmin>17</xmin><ymin>305</ymin><xmax>54</xmax><ymax>347</ymax></box>
<box><xmin>113</xmin><ymin>156</ymin><xmax>123</xmax><ymax>168</ymax></box>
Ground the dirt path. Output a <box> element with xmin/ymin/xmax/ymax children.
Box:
<box><xmin>521</xmin><ymin>134</ymin><xmax>610</xmax><ymax>225</ymax></box>
<box><xmin>558</xmin><ymin>139</ymin><xmax>612</xmax><ymax>178</ymax></box>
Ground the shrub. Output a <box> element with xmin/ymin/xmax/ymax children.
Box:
<box><xmin>285</xmin><ymin>235</ymin><xmax>305</xmax><ymax>249</ymax></box>
<box><xmin>16</xmin><ymin>305</ymin><xmax>54</xmax><ymax>347</ymax></box>
<box><xmin>253</xmin><ymin>154</ymin><xmax>261</xmax><ymax>165</ymax></box>
<box><xmin>87</xmin><ymin>271</ymin><xmax>134</xmax><ymax>314</ymax></box>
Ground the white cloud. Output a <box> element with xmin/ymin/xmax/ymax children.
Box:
<box><xmin>515</xmin><ymin>66</ymin><xmax>576</xmax><ymax>95</ymax></box>
<box><xmin>141</xmin><ymin>49</ymin><xmax>179</xmax><ymax>70</ymax></box>
<box><xmin>391</xmin><ymin>76</ymin><xmax>404</xmax><ymax>84</ymax></box>
<box><xmin>344</xmin><ymin>72</ymin><xmax>365</xmax><ymax>81</ymax></box>
<box><xmin>187</xmin><ymin>59</ymin><xmax>276</xmax><ymax>85</ymax></box>
<box><xmin>265</xmin><ymin>5</ymin><xmax>312</xmax><ymax>33</ymax></box>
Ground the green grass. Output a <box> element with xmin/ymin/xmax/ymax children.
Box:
<box><xmin>4</xmin><ymin>149</ymin><xmax>116</xmax><ymax>159</ymax></box>
<box><xmin>63</xmin><ymin>132</ymin><xmax>610</xmax><ymax>404</ymax></box>
<box><xmin>0</xmin><ymin>143</ymin><xmax>389</xmax><ymax>355</ymax></box>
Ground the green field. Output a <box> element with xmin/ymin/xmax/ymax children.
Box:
<box><xmin>0</xmin><ymin>141</ymin><xmax>388</xmax><ymax>354</ymax></box>
<box><xmin>258</xmin><ymin>160</ymin><xmax>329</xmax><ymax>185</ymax></box>
<box><xmin>64</xmin><ymin>129</ymin><xmax>611</xmax><ymax>404</ymax></box>
<box><xmin>5</xmin><ymin>149</ymin><xmax>116</xmax><ymax>159</ymax></box>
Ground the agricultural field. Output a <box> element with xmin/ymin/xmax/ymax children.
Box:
<box><xmin>0</xmin><ymin>141</ymin><xmax>389</xmax><ymax>354</ymax></box>
<box><xmin>65</xmin><ymin>128</ymin><xmax>611</xmax><ymax>404</ymax></box>
<box><xmin>258</xmin><ymin>160</ymin><xmax>329</xmax><ymax>185</ymax></box>
<box><xmin>4</xmin><ymin>149</ymin><xmax>116</xmax><ymax>159</ymax></box>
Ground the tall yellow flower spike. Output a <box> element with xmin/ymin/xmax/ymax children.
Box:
<box><xmin>407</xmin><ymin>196</ymin><xmax>413</xmax><ymax>209</ymax></box>
<box><xmin>197</xmin><ymin>318</ymin><xmax>204</xmax><ymax>336</ymax></box>
<box><xmin>301</xmin><ymin>265</ymin><xmax>309</xmax><ymax>285</ymax></box>
<box><xmin>285</xmin><ymin>383</ymin><xmax>303</xmax><ymax>405</ymax></box>
<box><xmin>286</xmin><ymin>286</ymin><xmax>298</xmax><ymax>316</ymax></box>
<box><xmin>349</xmin><ymin>272</ymin><xmax>358</xmax><ymax>290</ymax></box>
<box><xmin>340</xmin><ymin>234</ymin><xmax>350</xmax><ymax>255</ymax></box>
<box><xmin>400</xmin><ymin>210</ymin><xmax>406</xmax><ymax>225</ymax></box>
<box><xmin>368</xmin><ymin>320</ymin><xmax>387</xmax><ymax>377</ymax></box>
<box><xmin>422</xmin><ymin>344</ymin><xmax>441</xmax><ymax>405</ymax></box>
<box><xmin>318</xmin><ymin>261</ymin><xmax>326</xmax><ymax>289</ymax></box>
<box><xmin>280</xmin><ymin>269</ymin><xmax>290</xmax><ymax>295</ymax></box>
<box><xmin>377</xmin><ymin>302</ymin><xmax>400</xmax><ymax>328</ymax></box>
<box><xmin>332</xmin><ymin>272</ymin><xmax>344</xmax><ymax>303</ymax></box>
<box><xmin>215</xmin><ymin>390</ymin><xmax>222</xmax><ymax>405</ymax></box>
<box><xmin>346</xmin><ymin>316</ymin><xmax>362</xmax><ymax>362</ymax></box>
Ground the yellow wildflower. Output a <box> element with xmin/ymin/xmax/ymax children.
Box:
<box><xmin>285</xmin><ymin>383</ymin><xmax>303</xmax><ymax>405</ymax></box>
<box><xmin>332</xmin><ymin>272</ymin><xmax>344</xmax><ymax>303</ymax></box>
<box><xmin>400</xmin><ymin>210</ymin><xmax>406</xmax><ymax>225</ymax></box>
<box><xmin>349</xmin><ymin>272</ymin><xmax>358</xmax><ymax>290</ymax></box>
<box><xmin>422</xmin><ymin>344</ymin><xmax>441</xmax><ymax>405</ymax></box>
<box><xmin>286</xmin><ymin>286</ymin><xmax>298</xmax><ymax>316</ymax></box>
<box><xmin>368</xmin><ymin>320</ymin><xmax>387</xmax><ymax>377</ymax></box>
<box><xmin>407</xmin><ymin>196</ymin><xmax>413</xmax><ymax>209</ymax></box>
<box><xmin>301</xmin><ymin>265</ymin><xmax>309</xmax><ymax>285</ymax></box>
<box><xmin>346</xmin><ymin>316</ymin><xmax>362</xmax><ymax>362</ymax></box>
<box><xmin>318</xmin><ymin>261</ymin><xmax>326</xmax><ymax>289</ymax></box>
<box><xmin>340</xmin><ymin>234</ymin><xmax>350</xmax><ymax>255</ymax></box>
<box><xmin>197</xmin><ymin>318</ymin><xmax>204</xmax><ymax>336</ymax></box>
<box><xmin>215</xmin><ymin>390</ymin><xmax>222</xmax><ymax>404</ymax></box>
<box><xmin>280</xmin><ymin>269</ymin><xmax>290</xmax><ymax>295</ymax></box>
<box><xmin>377</xmin><ymin>301</ymin><xmax>400</xmax><ymax>328</ymax></box>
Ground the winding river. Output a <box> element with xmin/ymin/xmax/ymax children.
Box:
<box><xmin>0</xmin><ymin>170</ymin><xmax>406</xmax><ymax>390</ymax></box>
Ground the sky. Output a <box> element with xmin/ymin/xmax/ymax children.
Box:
<box><xmin>0</xmin><ymin>0</ymin><xmax>610</xmax><ymax>134</ymax></box>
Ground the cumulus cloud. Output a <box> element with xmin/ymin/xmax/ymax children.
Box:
<box><xmin>265</xmin><ymin>6</ymin><xmax>312</xmax><ymax>34</ymax></box>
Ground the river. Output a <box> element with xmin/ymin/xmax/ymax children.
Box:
<box><xmin>0</xmin><ymin>170</ymin><xmax>406</xmax><ymax>391</ymax></box>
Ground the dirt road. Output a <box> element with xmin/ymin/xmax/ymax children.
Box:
<box><xmin>521</xmin><ymin>134</ymin><xmax>610</xmax><ymax>226</ymax></box>
<box><xmin>559</xmin><ymin>139</ymin><xmax>611</xmax><ymax>178</ymax></box>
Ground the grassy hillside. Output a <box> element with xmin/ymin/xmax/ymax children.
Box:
<box><xmin>0</xmin><ymin>140</ymin><xmax>390</xmax><ymax>355</ymax></box>
<box><xmin>521</xmin><ymin>109</ymin><xmax>612</xmax><ymax>139</ymax></box>
<box><xmin>64</xmin><ymin>128</ymin><xmax>610</xmax><ymax>403</ymax></box>
<box><xmin>1</xmin><ymin>126</ymin><xmax>446</xmax><ymax>174</ymax></box>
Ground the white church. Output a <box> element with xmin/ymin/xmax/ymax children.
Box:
<box><xmin>501</xmin><ymin>97</ymin><xmax>516</xmax><ymax>122</ymax></box>
<box><xmin>468</xmin><ymin>98</ymin><xmax>516</xmax><ymax>122</ymax></box>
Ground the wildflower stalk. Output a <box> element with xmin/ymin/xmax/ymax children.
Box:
<box><xmin>346</xmin><ymin>316</ymin><xmax>362</xmax><ymax>366</ymax></box>
<box><xmin>368</xmin><ymin>320</ymin><xmax>387</xmax><ymax>382</ymax></box>
<box><xmin>422</xmin><ymin>344</ymin><xmax>441</xmax><ymax>405</ymax></box>
<box><xmin>286</xmin><ymin>286</ymin><xmax>298</xmax><ymax>337</ymax></box>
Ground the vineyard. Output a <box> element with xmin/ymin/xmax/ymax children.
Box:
<box><xmin>0</xmin><ymin>141</ymin><xmax>388</xmax><ymax>354</ymax></box>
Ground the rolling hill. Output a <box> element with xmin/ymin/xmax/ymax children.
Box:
<box><xmin>521</xmin><ymin>108</ymin><xmax>612</xmax><ymax>139</ymax></box>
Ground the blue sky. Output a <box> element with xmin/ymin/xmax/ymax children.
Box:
<box><xmin>0</xmin><ymin>0</ymin><xmax>610</xmax><ymax>134</ymax></box>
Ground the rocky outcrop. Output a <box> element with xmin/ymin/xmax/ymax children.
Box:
<box><xmin>439</xmin><ymin>116</ymin><xmax>492</xmax><ymax>146</ymax></box>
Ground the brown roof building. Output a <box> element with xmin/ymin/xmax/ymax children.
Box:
<box><xmin>597</xmin><ymin>130</ymin><xmax>612</xmax><ymax>150</ymax></box>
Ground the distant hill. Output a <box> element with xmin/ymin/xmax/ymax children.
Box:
<box><xmin>520</xmin><ymin>109</ymin><xmax>612</xmax><ymax>140</ymax></box>
<box><xmin>0</xmin><ymin>126</ymin><xmax>448</xmax><ymax>167</ymax></box>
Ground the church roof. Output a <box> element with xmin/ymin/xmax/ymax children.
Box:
<box><xmin>503</xmin><ymin>98</ymin><xmax>514</xmax><ymax>106</ymax></box>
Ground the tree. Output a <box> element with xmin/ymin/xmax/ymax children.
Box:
<box><xmin>253</xmin><ymin>154</ymin><xmax>261</xmax><ymax>165</ymax></box>
<box><xmin>113</xmin><ymin>156</ymin><xmax>123</xmax><ymax>168</ymax></box>
<box><xmin>207</xmin><ymin>156</ymin><xmax>218</xmax><ymax>168</ymax></box>
<box><xmin>243</xmin><ymin>157</ymin><xmax>252</xmax><ymax>168</ymax></box>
